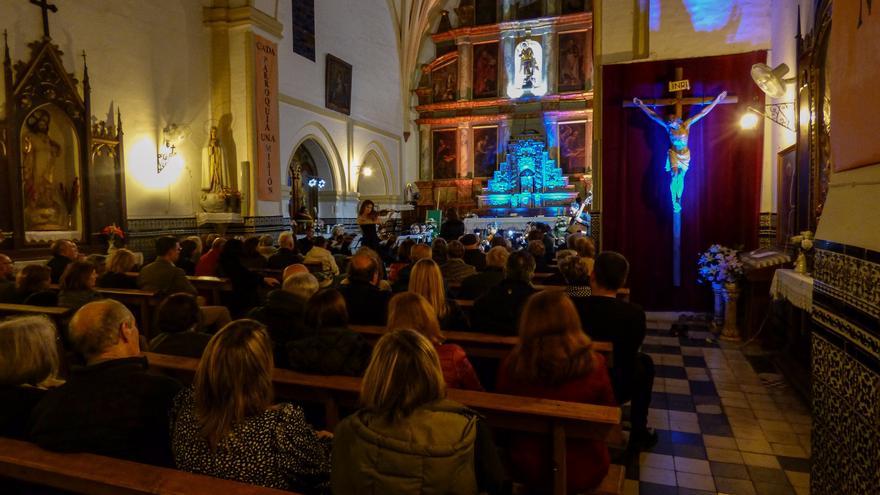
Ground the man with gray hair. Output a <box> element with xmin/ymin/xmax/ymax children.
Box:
<box><xmin>458</xmin><ymin>246</ymin><xmax>509</xmax><ymax>300</ymax></box>
<box><xmin>29</xmin><ymin>300</ymin><xmax>181</xmax><ymax>466</ymax></box>
<box><xmin>268</xmin><ymin>230</ymin><xmax>304</xmax><ymax>270</ymax></box>
<box><xmin>248</xmin><ymin>272</ymin><xmax>318</xmax><ymax>368</ymax></box>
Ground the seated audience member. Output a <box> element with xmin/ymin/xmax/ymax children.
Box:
<box><xmin>97</xmin><ymin>248</ymin><xmax>139</xmax><ymax>289</ymax></box>
<box><xmin>11</xmin><ymin>265</ymin><xmax>57</xmax><ymax>306</ymax></box>
<box><xmin>388</xmin><ymin>238</ymin><xmax>415</xmax><ymax>283</ymax></box>
<box><xmin>438</xmin><ymin>207</ymin><xmax>465</xmax><ymax>241</ymax></box>
<box><xmin>528</xmin><ymin>225</ymin><xmax>555</xmax><ymax>265</ymax></box>
<box><xmin>541</xmin><ymin>248</ymin><xmax>577</xmax><ymax>286</ymax></box>
<box><xmin>0</xmin><ymin>316</ymin><xmax>64</xmax><ymax>439</ymax></box>
<box><xmin>287</xmin><ymin>289</ymin><xmax>371</xmax><ymax>376</ymax></box>
<box><xmin>431</xmin><ymin>237</ymin><xmax>449</xmax><ymax>265</ymax></box>
<box><xmin>392</xmin><ymin>243</ymin><xmax>431</xmax><ymax>292</ymax></box>
<box><xmin>47</xmin><ymin>239</ymin><xmax>79</xmax><ymax>283</ymax></box>
<box><xmin>139</xmin><ymin>237</ymin><xmax>198</xmax><ymax>295</ymax></box>
<box><xmin>218</xmin><ymin>238</ymin><xmax>279</xmax><ymax>316</ymax></box>
<box><xmin>30</xmin><ymin>300</ymin><xmax>182</xmax><ymax>466</ymax></box>
<box><xmin>527</xmin><ymin>240</ymin><xmax>550</xmax><ymax>273</ymax></box>
<box><xmin>354</xmin><ymin>247</ymin><xmax>392</xmax><ymax>291</ymax></box>
<box><xmin>459</xmin><ymin>246</ymin><xmax>509</xmax><ymax>300</ymax></box>
<box><xmin>176</xmin><ymin>239</ymin><xmax>199</xmax><ymax>275</ymax></box>
<box><xmin>186</xmin><ymin>235</ymin><xmax>204</xmax><ymax>259</ymax></box>
<box><xmin>240</xmin><ymin>236</ymin><xmax>268</xmax><ymax>270</ymax></box>
<box><xmin>148</xmin><ymin>293</ymin><xmax>212</xmax><ymax>358</ymax></box>
<box><xmin>257</xmin><ymin>234</ymin><xmax>278</xmax><ymax>258</ymax></box>
<box><xmin>410</xmin><ymin>258</ymin><xmax>468</xmax><ymax>330</ymax></box>
<box><xmin>267</xmin><ymin>231</ymin><xmax>303</xmax><ymax>270</ymax></box>
<box><xmin>560</xmin><ymin>253</ymin><xmax>591</xmax><ymax>297</ymax></box>
<box><xmin>574</xmin><ymin>236</ymin><xmax>596</xmax><ymax>274</ymax></box>
<box><xmin>195</xmin><ymin>236</ymin><xmax>226</xmax><ymax>276</ymax></box>
<box><xmin>248</xmin><ymin>272</ymin><xmax>318</xmax><ymax>368</ymax></box>
<box><xmin>302</xmin><ymin>236</ymin><xmax>339</xmax><ymax>281</ymax></box>
<box><xmin>440</xmin><ymin>240</ymin><xmax>477</xmax><ymax>285</ymax></box>
<box><xmin>337</xmin><ymin>253</ymin><xmax>391</xmax><ymax>325</ymax></box>
<box><xmin>460</xmin><ymin>234</ymin><xmax>486</xmax><ymax>271</ymax></box>
<box><xmin>496</xmin><ymin>291</ymin><xmax>616</xmax><ymax>493</ymax></box>
<box><xmin>578</xmin><ymin>251</ymin><xmax>656</xmax><ymax>449</ymax></box>
<box><xmin>387</xmin><ymin>292</ymin><xmax>482</xmax><ymax>390</ymax></box>
<box><xmin>489</xmin><ymin>233</ymin><xmax>511</xmax><ymax>251</ymax></box>
<box><xmin>171</xmin><ymin>320</ymin><xmax>331</xmax><ymax>491</ymax></box>
<box><xmin>203</xmin><ymin>233</ymin><xmax>220</xmax><ymax>251</ymax></box>
<box><xmin>282</xmin><ymin>263</ymin><xmax>308</xmax><ymax>281</ymax></box>
<box><xmin>0</xmin><ymin>253</ymin><xmax>14</xmax><ymax>302</ymax></box>
<box><xmin>472</xmin><ymin>251</ymin><xmax>538</xmax><ymax>335</ymax></box>
<box><xmin>332</xmin><ymin>329</ymin><xmax>503</xmax><ymax>494</ymax></box>
<box><xmin>298</xmin><ymin>228</ymin><xmax>315</xmax><ymax>256</ymax></box>
<box><xmin>58</xmin><ymin>261</ymin><xmax>103</xmax><ymax>310</ymax></box>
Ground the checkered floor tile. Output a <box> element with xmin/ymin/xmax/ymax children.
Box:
<box><xmin>621</xmin><ymin>315</ymin><xmax>811</xmax><ymax>495</ymax></box>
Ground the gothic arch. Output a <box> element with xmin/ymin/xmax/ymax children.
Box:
<box><xmin>355</xmin><ymin>140</ymin><xmax>394</xmax><ymax>195</ymax></box>
<box><xmin>286</xmin><ymin>122</ymin><xmax>347</xmax><ymax>192</ymax></box>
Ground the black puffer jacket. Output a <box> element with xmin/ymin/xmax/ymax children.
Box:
<box><xmin>248</xmin><ymin>290</ymin><xmax>310</xmax><ymax>369</ymax></box>
<box><xmin>286</xmin><ymin>326</ymin><xmax>371</xmax><ymax>377</ymax></box>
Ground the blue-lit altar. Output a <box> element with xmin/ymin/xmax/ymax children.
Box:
<box><xmin>477</xmin><ymin>132</ymin><xmax>578</xmax><ymax>216</ymax></box>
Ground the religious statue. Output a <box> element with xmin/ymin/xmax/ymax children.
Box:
<box><xmin>22</xmin><ymin>108</ymin><xmax>64</xmax><ymax>229</ymax></box>
<box><xmin>520</xmin><ymin>45</ymin><xmax>536</xmax><ymax>89</ymax></box>
<box><xmin>632</xmin><ymin>91</ymin><xmax>727</xmax><ymax>212</ymax></box>
<box><xmin>201</xmin><ymin>126</ymin><xmax>230</xmax><ymax>193</ymax></box>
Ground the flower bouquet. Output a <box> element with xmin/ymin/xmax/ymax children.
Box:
<box><xmin>101</xmin><ymin>223</ymin><xmax>125</xmax><ymax>253</ymax></box>
<box><xmin>697</xmin><ymin>244</ymin><xmax>744</xmax><ymax>286</ymax></box>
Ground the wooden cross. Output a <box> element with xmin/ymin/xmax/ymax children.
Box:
<box><xmin>29</xmin><ymin>0</ymin><xmax>58</xmax><ymax>39</ymax></box>
<box><xmin>622</xmin><ymin>67</ymin><xmax>738</xmax><ymax>115</ymax></box>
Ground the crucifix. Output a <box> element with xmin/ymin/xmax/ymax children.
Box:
<box><xmin>624</xmin><ymin>67</ymin><xmax>737</xmax><ymax>286</ymax></box>
<box><xmin>29</xmin><ymin>0</ymin><xmax>58</xmax><ymax>39</ymax></box>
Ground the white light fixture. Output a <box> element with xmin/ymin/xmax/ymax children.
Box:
<box><xmin>750</xmin><ymin>63</ymin><xmax>795</xmax><ymax>99</ymax></box>
<box><xmin>739</xmin><ymin>111</ymin><xmax>760</xmax><ymax>130</ymax></box>
<box><xmin>362</xmin><ymin>166</ymin><xmax>374</xmax><ymax>177</ymax></box>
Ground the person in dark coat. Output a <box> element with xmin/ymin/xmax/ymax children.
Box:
<box><xmin>0</xmin><ymin>316</ymin><xmax>64</xmax><ymax>439</ymax></box>
<box><xmin>29</xmin><ymin>300</ymin><xmax>182</xmax><ymax>466</ymax></box>
<box><xmin>148</xmin><ymin>293</ymin><xmax>212</xmax><ymax>359</ymax></box>
<box><xmin>47</xmin><ymin>239</ymin><xmax>79</xmax><ymax>283</ymax></box>
<box><xmin>287</xmin><ymin>289</ymin><xmax>371</xmax><ymax>376</ymax></box>
<box><xmin>217</xmin><ymin>239</ymin><xmax>279</xmax><ymax>317</ymax></box>
<box><xmin>267</xmin><ymin>231</ymin><xmax>303</xmax><ymax>270</ymax></box>
<box><xmin>175</xmin><ymin>239</ymin><xmax>199</xmax><ymax>275</ymax></box>
<box><xmin>58</xmin><ymin>261</ymin><xmax>104</xmax><ymax>311</ymax></box>
<box><xmin>458</xmin><ymin>246</ymin><xmax>509</xmax><ymax>300</ymax></box>
<box><xmin>248</xmin><ymin>272</ymin><xmax>319</xmax><ymax>368</ymax></box>
<box><xmin>337</xmin><ymin>253</ymin><xmax>391</xmax><ymax>325</ymax></box>
<box><xmin>438</xmin><ymin>208</ymin><xmax>465</xmax><ymax>241</ymax></box>
<box><xmin>472</xmin><ymin>251</ymin><xmax>537</xmax><ymax>335</ymax></box>
<box><xmin>392</xmin><ymin>243</ymin><xmax>432</xmax><ymax>292</ymax></box>
<box><xmin>460</xmin><ymin>234</ymin><xmax>486</xmax><ymax>271</ymax></box>
<box><xmin>6</xmin><ymin>264</ymin><xmax>56</xmax><ymax>306</ymax></box>
<box><xmin>575</xmin><ymin>251</ymin><xmax>657</xmax><ymax>450</ymax></box>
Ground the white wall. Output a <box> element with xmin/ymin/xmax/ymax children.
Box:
<box><xmin>0</xmin><ymin>0</ymin><xmax>213</xmax><ymax>220</ymax></box>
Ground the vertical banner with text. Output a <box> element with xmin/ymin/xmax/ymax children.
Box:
<box><xmin>255</xmin><ymin>35</ymin><xmax>280</xmax><ymax>201</ymax></box>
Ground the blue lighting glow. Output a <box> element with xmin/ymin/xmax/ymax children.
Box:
<box><xmin>682</xmin><ymin>0</ymin><xmax>735</xmax><ymax>32</ymax></box>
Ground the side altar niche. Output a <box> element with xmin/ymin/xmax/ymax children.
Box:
<box><xmin>478</xmin><ymin>132</ymin><xmax>577</xmax><ymax>216</ymax></box>
<box><xmin>0</xmin><ymin>31</ymin><xmax>127</xmax><ymax>254</ymax></box>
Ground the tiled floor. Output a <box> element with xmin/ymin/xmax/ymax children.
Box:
<box><xmin>622</xmin><ymin>315</ymin><xmax>811</xmax><ymax>495</ymax></box>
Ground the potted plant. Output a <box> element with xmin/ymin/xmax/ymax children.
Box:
<box><xmin>697</xmin><ymin>244</ymin><xmax>744</xmax><ymax>338</ymax></box>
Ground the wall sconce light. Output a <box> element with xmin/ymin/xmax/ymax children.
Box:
<box><xmin>361</xmin><ymin>165</ymin><xmax>374</xmax><ymax>177</ymax></box>
<box><xmin>743</xmin><ymin>103</ymin><xmax>795</xmax><ymax>132</ymax></box>
<box><xmin>157</xmin><ymin>124</ymin><xmax>189</xmax><ymax>173</ymax></box>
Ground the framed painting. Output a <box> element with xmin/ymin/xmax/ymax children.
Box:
<box><xmin>432</xmin><ymin>129</ymin><xmax>458</xmax><ymax>179</ymax></box>
<box><xmin>558</xmin><ymin>31</ymin><xmax>587</xmax><ymax>93</ymax></box>
<box><xmin>432</xmin><ymin>61</ymin><xmax>458</xmax><ymax>103</ymax></box>
<box><xmin>472</xmin><ymin>42</ymin><xmax>499</xmax><ymax>99</ymax></box>
<box><xmin>325</xmin><ymin>54</ymin><xmax>352</xmax><ymax>115</ymax></box>
<box><xmin>473</xmin><ymin>126</ymin><xmax>498</xmax><ymax>177</ymax></box>
<box><xmin>776</xmin><ymin>144</ymin><xmax>797</xmax><ymax>246</ymax></box>
<box><xmin>558</xmin><ymin>121</ymin><xmax>588</xmax><ymax>174</ymax></box>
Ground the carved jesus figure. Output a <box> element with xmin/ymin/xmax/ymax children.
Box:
<box><xmin>633</xmin><ymin>91</ymin><xmax>727</xmax><ymax>212</ymax></box>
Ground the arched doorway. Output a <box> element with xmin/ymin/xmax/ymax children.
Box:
<box><xmin>288</xmin><ymin>139</ymin><xmax>332</xmax><ymax>224</ymax></box>
<box><xmin>356</xmin><ymin>150</ymin><xmax>388</xmax><ymax>199</ymax></box>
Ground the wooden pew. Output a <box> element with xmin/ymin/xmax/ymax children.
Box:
<box><xmin>350</xmin><ymin>324</ymin><xmax>613</xmax><ymax>362</ymax></box>
<box><xmin>0</xmin><ymin>437</ymin><xmax>294</xmax><ymax>495</ymax></box>
<box><xmin>0</xmin><ymin>303</ymin><xmax>72</xmax><ymax>326</ymax></box>
<box><xmin>96</xmin><ymin>288</ymin><xmax>161</xmax><ymax>337</ymax></box>
<box><xmin>188</xmin><ymin>276</ymin><xmax>233</xmax><ymax>305</ymax></box>
<box><xmin>145</xmin><ymin>352</ymin><xmax>624</xmax><ymax>495</ymax></box>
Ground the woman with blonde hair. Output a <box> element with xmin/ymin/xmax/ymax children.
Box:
<box><xmin>495</xmin><ymin>291</ymin><xmax>615</xmax><ymax>494</ymax></box>
<box><xmin>170</xmin><ymin>319</ymin><xmax>331</xmax><ymax>491</ymax></box>
<box><xmin>387</xmin><ymin>292</ymin><xmax>482</xmax><ymax>391</ymax></box>
<box><xmin>97</xmin><ymin>248</ymin><xmax>138</xmax><ymax>289</ymax></box>
<box><xmin>408</xmin><ymin>258</ymin><xmax>467</xmax><ymax>330</ymax></box>
<box><xmin>332</xmin><ymin>329</ymin><xmax>503</xmax><ymax>494</ymax></box>
<box><xmin>0</xmin><ymin>316</ymin><xmax>63</xmax><ymax>438</ymax></box>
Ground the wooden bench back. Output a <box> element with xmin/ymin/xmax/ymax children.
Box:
<box><xmin>0</xmin><ymin>437</ymin><xmax>294</xmax><ymax>495</ymax></box>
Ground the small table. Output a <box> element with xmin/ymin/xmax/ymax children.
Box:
<box><xmin>770</xmin><ymin>269</ymin><xmax>814</xmax><ymax>311</ymax></box>
<box><xmin>767</xmin><ymin>268</ymin><xmax>813</xmax><ymax>399</ymax></box>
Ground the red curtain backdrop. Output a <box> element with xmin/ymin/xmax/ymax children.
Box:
<box><xmin>601</xmin><ymin>51</ymin><xmax>766</xmax><ymax>310</ymax></box>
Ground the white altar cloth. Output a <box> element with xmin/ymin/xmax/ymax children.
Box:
<box><xmin>463</xmin><ymin>215</ymin><xmax>560</xmax><ymax>232</ymax></box>
<box><xmin>770</xmin><ymin>268</ymin><xmax>814</xmax><ymax>312</ymax></box>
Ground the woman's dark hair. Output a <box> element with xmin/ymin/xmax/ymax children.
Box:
<box><xmin>242</xmin><ymin>237</ymin><xmax>261</xmax><ymax>257</ymax></box>
<box><xmin>305</xmin><ymin>289</ymin><xmax>348</xmax><ymax>329</ymax></box>
<box><xmin>218</xmin><ymin>238</ymin><xmax>245</xmax><ymax>275</ymax></box>
<box><xmin>155</xmin><ymin>293</ymin><xmax>203</xmax><ymax>334</ymax></box>
<box><xmin>445</xmin><ymin>208</ymin><xmax>460</xmax><ymax>222</ymax></box>
<box><xmin>180</xmin><ymin>239</ymin><xmax>198</xmax><ymax>260</ymax></box>
<box><xmin>59</xmin><ymin>261</ymin><xmax>95</xmax><ymax>291</ymax></box>
<box><xmin>17</xmin><ymin>265</ymin><xmax>51</xmax><ymax>294</ymax></box>
<box><xmin>358</xmin><ymin>199</ymin><xmax>376</xmax><ymax>217</ymax></box>
<box><xmin>397</xmin><ymin>238</ymin><xmax>416</xmax><ymax>263</ymax></box>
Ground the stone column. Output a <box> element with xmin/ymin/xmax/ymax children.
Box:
<box><xmin>501</xmin><ymin>32</ymin><xmax>516</xmax><ymax>98</ymax></box>
<box><xmin>544</xmin><ymin>113</ymin><xmax>560</xmax><ymax>161</ymax></box>
<box><xmin>458</xmin><ymin>122</ymin><xmax>472</xmax><ymax>178</ymax></box>
<box><xmin>419</xmin><ymin>124</ymin><xmax>432</xmax><ymax>180</ymax></box>
<box><xmin>543</xmin><ymin>28</ymin><xmax>558</xmax><ymax>95</ymax></box>
<box><xmin>457</xmin><ymin>38</ymin><xmax>473</xmax><ymax>101</ymax></box>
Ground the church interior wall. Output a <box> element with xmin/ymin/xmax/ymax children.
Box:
<box><xmin>0</xmin><ymin>0</ymin><xmax>213</xmax><ymax>222</ymax></box>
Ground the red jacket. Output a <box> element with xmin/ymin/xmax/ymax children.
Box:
<box><xmin>195</xmin><ymin>249</ymin><xmax>221</xmax><ymax>277</ymax></box>
<box><xmin>495</xmin><ymin>352</ymin><xmax>615</xmax><ymax>493</ymax></box>
<box><xmin>436</xmin><ymin>343</ymin><xmax>483</xmax><ymax>391</ymax></box>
